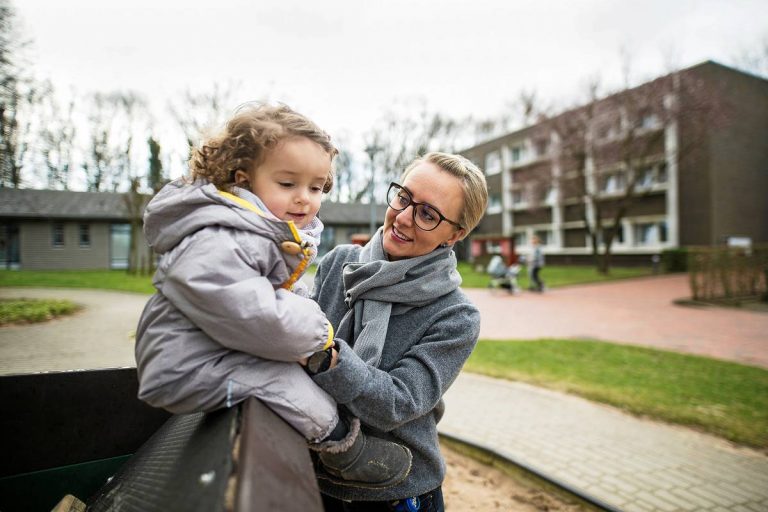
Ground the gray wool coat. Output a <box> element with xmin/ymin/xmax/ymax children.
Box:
<box><xmin>135</xmin><ymin>179</ymin><xmax>338</xmax><ymax>441</ymax></box>
<box><xmin>311</xmin><ymin>244</ymin><xmax>481</xmax><ymax>502</ymax></box>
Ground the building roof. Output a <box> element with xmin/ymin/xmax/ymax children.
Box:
<box><xmin>318</xmin><ymin>201</ymin><xmax>388</xmax><ymax>225</ymax></box>
<box><xmin>0</xmin><ymin>188</ymin><xmax>138</xmax><ymax>220</ymax></box>
<box><xmin>460</xmin><ymin>60</ymin><xmax>768</xmax><ymax>154</ymax></box>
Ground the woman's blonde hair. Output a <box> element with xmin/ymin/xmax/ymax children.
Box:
<box><xmin>189</xmin><ymin>102</ymin><xmax>338</xmax><ymax>192</ymax></box>
<box><xmin>402</xmin><ymin>152</ymin><xmax>488</xmax><ymax>235</ymax></box>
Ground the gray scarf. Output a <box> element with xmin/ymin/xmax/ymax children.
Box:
<box><xmin>337</xmin><ymin>228</ymin><xmax>462</xmax><ymax>367</ymax></box>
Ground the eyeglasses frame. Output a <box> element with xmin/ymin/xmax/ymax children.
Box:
<box><xmin>386</xmin><ymin>182</ymin><xmax>463</xmax><ymax>232</ymax></box>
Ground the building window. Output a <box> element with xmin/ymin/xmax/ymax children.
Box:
<box><xmin>635</xmin><ymin>221</ymin><xmax>667</xmax><ymax>245</ymax></box>
<box><xmin>637</xmin><ymin>167</ymin><xmax>655</xmax><ymax>189</ymax></box>
<box><xmin>534</xmin><ymin>138</ymin><xmax>549</xmax><ymax>157</ymax></box>
<box><xmin>544</xmin><ymin>186</ymin><xmax>557</xmax><ymax>205</ymax></box>
<box><xmin>511</xmin><ymin>188</ymin><xmax>525</xmax><ymax>206</ymax></box>
<box><xmin>52</xmin><ymin>223</ymin><xmax>65</xmax><ymax>248</ymax></box>
<box><xmin>600</xmin><ymin>171</ymin><xmax>625</xmax><ymax>194</ymax></box>
<box><xmin>513</xmin><ymin>232</ymin><xmax>527</xmax><ymax>247</ymax></box>
<box><xmin>487</xmin><ymin>194</ymin><xmax>502</xmax><ymax>213</ymax></box>
<box><xmin>79</xmin><ymin>224</ymin><xmax>91</xmax><ymax>248</ymax></box>
<box><xmin>511</xmin><ymin>146</ymin><xmax>524</xmax><ymax>163</ymax></box>
<box><xmin>636</xmin><ymin>163</ymin><xmax>668</xmax><ymax>190</ymax></box>
<box><xmin>534</xmin><ymin>230</ymin><xmax>550</xmax><ymax>246</ymax></box>
<box><xmin>484</xmin><ymin>151</ymin><xmax>501</xmax><ymax>175</ymax></box>
<box><xmin>485</xmin><ymin>240</ymin><xmax>501</xmax><ymax>254</ymax></box>
<box><xmin>638</xmin><ymin>109</ymin><xmax>660</xmax><ymax>130</ymax></box>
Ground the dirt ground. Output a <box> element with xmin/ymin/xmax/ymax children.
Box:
<box><xmin>441</xmin><ymin>444</ymin><xmax>588</xmax><ymax>511</ymax></box>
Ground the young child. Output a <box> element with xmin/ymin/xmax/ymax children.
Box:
<box><xmin>135</xmin><ymin>103</ymin><xmax>411</xmax><ymax>488</ymax></box>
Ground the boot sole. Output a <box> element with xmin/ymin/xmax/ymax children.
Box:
<box><xmin>316</xmin><ymin>446</ymin><xmax>413</xmax><ymax>489</ymax></box>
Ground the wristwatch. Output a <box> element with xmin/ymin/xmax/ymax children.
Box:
<box><xmin>305</xmin><ymin>347</ymin><xmax>334</xmax><ymax>375</ymax></box>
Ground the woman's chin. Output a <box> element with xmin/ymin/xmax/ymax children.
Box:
<box><xmin>382</xmin><ymin>232</ymin><xmax>409</xmax><ymax>260</ymax></box>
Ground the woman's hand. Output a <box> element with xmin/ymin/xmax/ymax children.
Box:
<box><xmin>329</xmin><ymin>347</ymin><xmax>339</xmax><ymax>369</ymax></box>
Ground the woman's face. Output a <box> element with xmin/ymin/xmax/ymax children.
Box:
<box><xmin>382</xmin><ymin>161</ymin><xmax>466</xmax><ymax>261</ymax></box>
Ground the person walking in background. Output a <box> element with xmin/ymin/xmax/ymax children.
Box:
<box><xmin>529</xmin><ymin>234</ymin><xmax>545</xmax><ymax>292</ymax></box>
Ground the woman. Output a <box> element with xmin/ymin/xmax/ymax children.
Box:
<box><xmin>307</xmin><ymin>152</ymin><xmax>488</xmax><ymax>511</ymax></box>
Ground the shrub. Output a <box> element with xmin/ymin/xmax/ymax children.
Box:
<box><xmin>661</xmin><ymin>248</ymin><xmax>688</xmax><ymax>273</ymax></box>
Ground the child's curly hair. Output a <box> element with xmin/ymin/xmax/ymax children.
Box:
<box><xmin>189</xmin><ymin>102</ymin><xmax>338</xmax><ymax>192</ymax></box>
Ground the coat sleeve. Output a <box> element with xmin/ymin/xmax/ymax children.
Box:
<box><xmin>160</xmin><ymin>227</ymin><xmax>332</xmax><ymax>362</ymax></box>
<box><xmin>311</xmin><ymin>302</ymin><xmax>480</xmax><ymax>432</ymax></box>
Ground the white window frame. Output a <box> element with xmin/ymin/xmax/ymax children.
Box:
<box><xmin>487</xmin><ymin>194</ymin><xmax>503</xmax><ymax>214</ymax></box>
<box><xmin>484</xmin><ymin>151</ymin><xmax>501</xmax><ymax>176</ymax></box>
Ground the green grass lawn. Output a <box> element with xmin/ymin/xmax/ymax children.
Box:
<box><xmin>457</xmin><ymin>262</ymin><xmax>652</xmax><ymax>288</ymax></box>
<box><xmin>465</xmin><ymin>339</ymin><xmax>768</xmax><ymax>449</ymax></box>
<box><xmin>1</xmin><ymin>264</ymin><xmax>651</xmax><ymax>293</ymax></box>
<box><xmin>0</xmin><ymin>270</ymin><xmax>155</xmax><ymax>294</ymax></box>
<box><xmin>0</xmin><ymin>298</ymin><xmax>81</xmax><ymax>325</ymax></box>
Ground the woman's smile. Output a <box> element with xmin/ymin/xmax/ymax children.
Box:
<box><xmin>390</xmin><ymin>225</ymin><xmax>413</xmax><ymax>243</ymax></box>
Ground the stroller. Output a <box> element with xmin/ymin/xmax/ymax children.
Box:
<box><xmin>486</xmin><ymin>255</ymin><xmax>522</xmax><ymax>294</ymax></box>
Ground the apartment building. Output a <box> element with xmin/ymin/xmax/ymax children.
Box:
<box><xmin>461</xmin><ymin>61</ymin><xmax>768</xmax><ymax>265</ymax></box>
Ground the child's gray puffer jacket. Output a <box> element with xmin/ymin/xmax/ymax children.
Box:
<box><xmin>135</xmin><ymin>179</ymin><xmax>334</xmax><ymax>420</ymax></box>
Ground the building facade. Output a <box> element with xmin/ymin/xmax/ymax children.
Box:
<box><xmin>461</xmin><ymin>61</ymin><xmax>768</xmax><ymax>266</ymax></box>
<box><xmin>0</xmin><ymin>188</ymin><xmax>145</xmax><ymax>270</ymax></box>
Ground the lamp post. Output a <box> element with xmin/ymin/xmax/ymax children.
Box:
<box><xmin>364</xmin><ymin>143</ymin><xmax>383</xmax><ymax>237</ymax></box>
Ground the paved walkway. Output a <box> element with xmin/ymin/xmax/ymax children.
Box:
<box><xmin>1</xmin><ymin>279</ymin><xmax>767</xmax><ymax>511</ymax></box>
<box><xmin>465</xmin><ymin>274</ymin><xmax>768</xmax><ymax>369</ymax></box>
<box><xmin>440</xmin><ymin>374</ymin><xmax>768</xmax><ymax>512</ymax></box>
<box><xmin>0</xmin><ymin>288</ymin><xmax>142</xmax><ymax>375</ymax></box>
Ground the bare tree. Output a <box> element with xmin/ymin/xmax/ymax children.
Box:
<box><xmin>167</xmin><ymin>81</ymin><xmax>242</xmax><ymax>154</ymax></box>
<box><xmin>326</xmin><ymin>143</ymin><xmax>355</xmax><ymax>203</ymax></box>
<box><xmin>81</xmin><ymin>90</ymin><xmax>148</xmax><ymax>192</ymax></box>
<box><xmin>732</xmin><ymin>34</ymin><xmax>768</xmax><ymax>78</ymax></box>
<box><xmin>0</xmin><ymin>0</ymin><xmax>38</xmax><ymax>188</ymax></box>
<box><xmin>123</xmin><ymin>177</ymin><xmax>152</xmax><ymax>275</ymax></box>
<box><xmin>39</xmin><ymin>82</ymin><xmax>76</xmax><ymax>189</ymax></box>
<box><xmin>146</xmin><ymin>136</ymin><xmax>165</xmax><ymax>193</ymax></box>
<box><xmin>361</xmin><ymin>99</ymin><xmax>470</xmax><ymax>203</ymax></box>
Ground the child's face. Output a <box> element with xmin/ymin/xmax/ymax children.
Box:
<box><xmin>236</xmin><ymin>136</ymin><xmax>331</xmax><ymax>229</ymax></box>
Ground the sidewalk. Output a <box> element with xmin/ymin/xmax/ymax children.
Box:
<box><xmin>464</xmin><ymin>274</ymin><xmax>768</xmax><ymax>369</ymax></box>
<box><xmin>2</xmin><ymin>282</ymin><xmax>767</xmax><ymax>511</ymax></box>
<box><xmin>440</xmin><ymin>373</ymin><xmax>768</xmax><ymax>512</ymax></box>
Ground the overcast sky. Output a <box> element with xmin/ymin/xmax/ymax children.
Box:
<box><xmin>13</xmin><ymin>0</ymin><xmax>768</xmax><ymax>176</ymax></box>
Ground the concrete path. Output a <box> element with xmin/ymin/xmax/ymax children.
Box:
<box><xmin>465</xmin><ymin>274</ymin><xmax>768</xmax><ymax>369</ymax></box>
<box><xmin>1</xmin><ymin>279</ymin><xmax>767</xmax><ymax>511</ymax></box>
<box><xmin>0</xmin><ymin>288</ymin><xmax>143</xmax><ymax>375</ymax></box>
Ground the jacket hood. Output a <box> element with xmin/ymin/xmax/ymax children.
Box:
<box><xmin>144</xmin><ymin>179</ymin><xmax>311</xmax><ymax>254</ymax></box>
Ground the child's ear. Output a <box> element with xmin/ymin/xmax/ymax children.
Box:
<box><xmin>233</xmin><ymin>170</ymin><xmax>251</xmax><ymax>187</ymax></box>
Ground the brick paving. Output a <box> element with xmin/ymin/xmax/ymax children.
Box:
<box><xmin>440</xmin><ymin>373</ymin><xmax>768</xmax><ymax>512</ymax></box>
<box><xmin>465</xmin><ymin>274</ymin><xmax>768</xmax><ymax>369</ymax></box>
<box><xmin>1</xmin><ymin>278</ymin><xmax>767</xmax><ymax>511</ymax></box>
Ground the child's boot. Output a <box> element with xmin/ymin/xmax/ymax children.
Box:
<box><xmin>310</xmin><ymin>418</ymin><xmax>412</xmax><ymax>488</ymax></box>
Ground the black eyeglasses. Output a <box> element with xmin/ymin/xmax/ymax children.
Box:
<box><xmin>386</xmin><ymin>182</ymin><xmax>463</xmax><ymax>232</ymax></box>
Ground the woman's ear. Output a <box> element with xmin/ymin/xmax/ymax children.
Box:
<box><xmin>443</xmin><ymin>228</ymin><xmax>466</xmax><ymax>247</ymax></box>
<box><xmin>233</xmin><ymin>170</ymin><xmax>251</xmax><ymax>188</ymax></box>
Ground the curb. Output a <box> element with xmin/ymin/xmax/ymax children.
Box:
<box><xmin>439</xmin><ymin>432</ymin><xmax>622</xmax><ymax>512</ymax></box>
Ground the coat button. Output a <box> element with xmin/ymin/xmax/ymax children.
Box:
<box><xmin>280</xmin><ymin>241</ymin><xmax>302</xmax><ymax>255</ymax></box>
